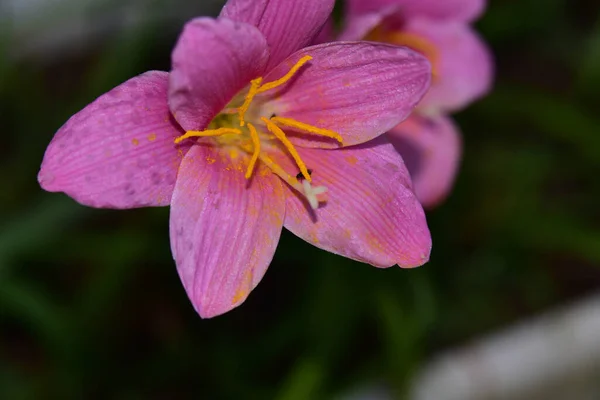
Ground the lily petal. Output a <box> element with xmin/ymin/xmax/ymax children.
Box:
<box><xmin>169</xmin><ymin>17</ymin><xmax>269</xmax><ymax>131</ymax></box>
<box><xmin>312</xmin><ymin>17</ymin><xmax>335</xmax><ymax>45</ymax></box>
<box><xmin>387</xmin><ymin>115</ymin><xmax>461</xmax><ymax>208</ymax></box>
<box><xmin>406</xmin><ymin>19</ymin><xmax>493</xmax><ymax>113</ymax></box>
<box><xmin>220</xmin><ymin>0</ymin><xmax>334</xmax><ymax>71</ymax></box>
<box><xmin>38</xmin><ymin>71</ymin><xmax>187</xmax><ymax>209</ymax></box>
<box><xmin>347</xmin><ymin>0</ymin><xmax>485</xmax><ymax>23</ymax></box>
<box><xmin>260</xmin><ymin>42</ymin><xmax>431</xmax><ymax>148</ymax></box>
<box><xmin>279</xmin><ymin>137</ymin><xmax>431</xmax><ymax>268</ymax></box>
<box><xmin>338</xmin><ymin>9</ymin><xmax>393</xmax><ymax>41</ymax></box>
<box><xmin>170</xmin><ymin>145</ymin><xmax>285</xmax><ymax>318</ymax></box>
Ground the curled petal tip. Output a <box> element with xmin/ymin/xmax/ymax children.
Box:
<box><xmin>37</xmin><ymin>169</ymin><xmax>55</xmax><ymax>190</ymax></box>
<box><xmin>397</xmin><ymin>247</ymin><xmax>431</xmax><ymax>269</ymax></box>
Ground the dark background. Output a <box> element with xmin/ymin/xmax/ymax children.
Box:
<box><xmin>1</xmin><ymin>0</ymin><xmax>599</xmax><ymax>398</ymax></box>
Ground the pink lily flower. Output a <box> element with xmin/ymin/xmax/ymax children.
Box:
<box><xmin>341</xmin><ymin>0</ymin><xmax>493</xmax><ymax>207</ymax></box>
<box><xmin>38</xmin><ymin>0</ymin><xmax>433</xmax><ymax>318</ymax></box>
<box><xmin>347</xmin><ymin>0</ymin><xmax>486</xmax><ymax>26</ymax></box>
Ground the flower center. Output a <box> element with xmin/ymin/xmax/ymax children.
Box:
<box><xmin>173</xmin><ymin>55</ymin><xmax>343</xmax><ymax>210</ymax></box>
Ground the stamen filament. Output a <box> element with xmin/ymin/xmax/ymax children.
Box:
<box><xmin>238</xmin><ymin>78</ymin><xmax>263</xmax><ymax>126</ymax></box>
<box><xmin>245</xmin><ymin>123</ymin><xmax>260</xmax><ymax>179</ymax></box>
<box><xmin>174</xmin><ymin>128</ymin><xmax>242</xmax><ymax>144</ymax></box>
<box><xmin>257</xmin><ymin>153</ymin><xmax>302</xmax><ymax>191</ymax></box>
<box><xmin>241</xmin><ymin>143</ymin><xmax>326</xmax><ymax>210</ymax></box>
<box><xmin>261</xmin><ymin>117</ymin><xmax>312</xmax><ymax>182</ymax></box>
<box><xmin>271</xmin><ymin>117</ymin><xmax>343</xmax><ymax>144</ymax></box>
<box><xmin>256</xmin><ymin>56</ymin><xmax>313</xmax><ymax>94</ymax></box>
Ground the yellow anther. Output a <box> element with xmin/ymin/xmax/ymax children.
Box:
<box><xmin>261</xmin><ymin>117</ymin><xmax>311</xmax><ymax>182</ymax></box>
<box><xmin>245</xmin><ymin>123</ymin><xmax>260</xmax><ymax>179</ymax></box>
<box><xmin>256</xmin><ymin>55</ymin><xmax>313</xmax><ymax>94</ymax></box>
<box><xmin>238</xmin><ymin>77</ymin><xmax>263</xmax><ymax>126</ymax></box>
<box><xmin>174</xmin><ymin>128</ymin><xmax>242</xmax><ymax>144</ymax></box>
<box><xmin>271</xmin><ymin>117</ymin><xmax>343</xmax><ymax>144</ymax></box>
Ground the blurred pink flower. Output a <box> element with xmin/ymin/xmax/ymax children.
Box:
<box><xmin>38</xmin><ymin>0</ymin><xmax>433</xmax><ymax>318</ymax></box>
<box><xmin>342</xmin><ymin>0</ymin><xmax>494</xmax><ymax>207</ymax></box>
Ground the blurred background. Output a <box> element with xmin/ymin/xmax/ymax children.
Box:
<box><xmin>1</xmin><ymin>0</ymin><xmax>600</xmax><ymax>398</ymax></box>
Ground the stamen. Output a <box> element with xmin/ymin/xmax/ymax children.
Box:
<box><xmin>261</xmin><ymin>117</ymin><xmax>312</xmax><ymax>182</ymax></box>
<box><xmin>256</xmin><ymin>55</ymin><xmax>313</xmax><ymax>94</ymax></box>
<box><xmin>271</xmin><ymin>117</ymin><xmax>343</xmax><ymax>144</ymax></box>
<box><xmin>238</xmin><ymin>78</ymin><xmax>263</xmax><ymax>126</ymax></box>
<box><xmin>257</xmin><ymin>153</ymin><xmax>303</xmax><ymax>191</ymax></box>
<box><xmin>174</xmin><ymin>128</ymin><xmax>242</xmax><ymax>144</ymax></box>
<box><xmin>245</xmin><ymin>122</ymin><xmax>260</xmax><ymax>179</ymax></box>
<box><xmin>255</xmin><ymin>150</ymin><xmax>327</xmax><ymax>210</ymax></box>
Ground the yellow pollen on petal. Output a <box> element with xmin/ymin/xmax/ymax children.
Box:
<box><xmin>271</xmin><ymin>117</ymin><xmax>343</xmax><ymax>144</ymax></box>
<box><xmin>238</xmin><ymin>77</ymin><xmax>263</xmax><ymax>126</ymax></box>
<box><xmin>232</xmin><ymin>269</ymin><xmax>253</xmax><ymax>305</ymax></box>
<box><xmin>261</xmin><ymin>117</ymin><xmax>311</xmax><ymax>182</ymax></box>
<box><xmin>245</xmin><ymin>122</ymin><xmax>260</xmax><ymax>179</ymax></box>
<box><xmin>173</xmin><ymin>128</ymin><xmax>242</xmax><ymax>144</ymax></box>
<box><xmin>256</xmin><ymin>55</ymin><xmax>313</xmax><ymax>94</ymax></box>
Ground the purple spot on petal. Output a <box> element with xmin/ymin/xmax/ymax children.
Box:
<box><xmin>124</xmin><ymin>183</ymin><xmax>136</xmax><ymax>196</ymax></box>
<box><xmin>151</xmin><ymin>171</ymin><xmax>162</xmax><ymax>185</ymax></box>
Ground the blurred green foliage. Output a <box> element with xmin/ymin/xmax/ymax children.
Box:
<box><xmin>1</xmin><ymin>0</ymin><xmax>599</xmax><ymax>398</ymax></box>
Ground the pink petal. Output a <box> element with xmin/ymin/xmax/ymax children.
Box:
<box><xmin>220</xmin><ymin>0</ymin><xmax>334</xmax><ymax>71</ymax></box>
<box><xmin>279</xmin><ymin>137</ymin><xmax>431</xmax><ymax>268</ymax></box>
<box><xmin>387</xmin><ymin>114</ymin><xmax>461</xmax><ymax>208</ymax></box>
<box><xmin>38</xmin><ymin>71</ymin><xmax>187</xmax><ymax>209</ymax></box>
<box><xmin>312</xmin><ymin>17</ymin><xmax>335</xmax><ymax>45</ymax></box>
<box><xmin>406</xmin><ymin>20</ymin><xmax>493</xmax><ymax>113</ymax></box>
<box><xmin>260</xmin><ymin>42</ymin><xmax>431</xmax><ymax>148</ymax></box>
<box><xmin>168</xmin><ymin>17</ymin><xmax>269</xmax><ymax>131</ymax></box>
<box><xmin>347</xmin><ymin>0</ymin><xmax>485</xmax><ymax>23</ymax></box>
<box><xmin>170</xmin><ymin>144</ymin><xmax>285</xmax><ymax>318</ymax></box>
<box><xmin>338</xmin><ymin>10</ymin><xmax>393</xmax><ymax>41</ymax></box>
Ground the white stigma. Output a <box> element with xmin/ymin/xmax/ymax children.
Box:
<box><xmin>302</xmin><ymin>179</ymin><xmax>328</xmax><ymax>210</ymax></box>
